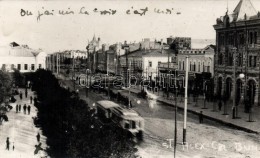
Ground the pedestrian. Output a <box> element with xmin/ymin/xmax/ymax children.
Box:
<box><xmin>30</xmin><ymin>96</ymin><xmax>33</xmax><ymax>104</ymax></box>
<box><xmin>23</xmin><ymin>104</ymin><xmax>27</xmax><ymax>114</ymax></box>
<box><xmin>16</xmin><ymin>104</ymin><xmax>18</xmax><ymax>113</ymax></box>
<box><xmin>232</xmin><ymin>106</ymin><xmax>236</xmax><ymax>119</ymax></box>
<box><xmin>6</xmin><ymin>137</ymin><xmax>10</xmax><ymax>150</ymax></box>
<box><xmin>13</xmin><ymin>142</ymin><xmax>15</xmax><ymax>151</ymax></box>
<box><xmin>218</xmin><ymin>101</ymin><xmax>222</xmax><ymax>111</ymax></box>
<box><xmin>19</xmin><ymin>91</ymin><xmax>23</xmax><ymax>100</ymax></box>
<box><xmin>27</xmin><ymin>105</ymin><xmax>31</xmax><ymax>115</ymax></box>
<box><xmin>25</xmin><ymin>88</ymin><xmax>28</xmax><ymax>98</ymax></box>
<box><xmin>199</xmin><ymin>111</ymin><xmax>203</xmax><ymax>123</ymax></box>
<box><xmin>19</xmin><ymin>104</ymin><xmax>21</xmax><ymax>112</ymax></box>
<box><xmin>36</xmin><ymin>133</ymin><xmax>40</xmax><ymax>142</ymax></box>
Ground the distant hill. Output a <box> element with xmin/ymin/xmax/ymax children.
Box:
<box><xmin>191</xmin><ymin>39</ymin><xmax>215</xmax><ymax>49</ymax></box>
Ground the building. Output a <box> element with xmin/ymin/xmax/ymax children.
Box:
<box><xmin>119</xmin><ymin>47</ymin><xmax>175</xmax><ymax>81</ymax></box>
<box><xmin>213</xmin><ymin>0</ymin><xmax>260</xmax><ymax>109</ymax></box>
<box><xmin>0</xmin><ymin>42</ymin><xmax>47</xmax><ymax>73</ymax></box>
<box><xmin>167</xmin><ymin>36</ymin><xmax>191</xmax><ymax>52</ymax></box>
<box><xmin>86</xmin><ymin>35</ymin><xmax>102</xmax><ymax>73</ymax></box>
<box><xmin>178</xmin><ymin>45</ymin><xmax>215</xmax><ymax>76</ymax></box>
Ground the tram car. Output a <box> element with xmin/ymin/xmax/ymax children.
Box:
<box><xmin>96</xmin><ymin>100</ymin><xmax>144</xmax><ymax>137</ymax></box>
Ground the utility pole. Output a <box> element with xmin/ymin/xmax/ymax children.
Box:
<box><xmin>174</xmin><ymin>69</ymin><xmax>177</xmax><ymax>158</ymax></box>
<box><xmin>232</xmin><ymin>47</ymin><xmax>237</xmax><ymax>119</ymax></box>
<box><xmin>73</xmin><ymin>56</ymin><xmax>75</xmax><ymax>91</ymax></box>
<box><xmin>167</xmin><ymin>46</ymin><xmax>170</xmax><ymax>99</ymax></box>
<box><xmin>183</xmin><ymin>56</ymin><xmax>189</xmax><ymax>144</ymax></box>
<box><xmin>128</xmin><ymin>61</ymin><xmax>131</xmax><ymax>108</ymax></box>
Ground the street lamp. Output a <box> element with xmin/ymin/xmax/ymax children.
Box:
<box><xmin>232</xmin><ymin>47</ymin><xmax>238</xmax><ymax>118</ymax></box>
<box><xmin>114</xmin><ymin>58</ymin><xmax>117</xmax><ymax>75</ymax></box>
<box><xmin>173</xmin><ymin>69</ymin><xmax>178</xmax><ymax>158</ymax></box>
<box><xmin>127</xmin><ymin>68</ymin><xmax>131</xmax><ymax>109</ymax></box>
<box><xmin>202</xmin><ymin>80</ymin><xmax>208</xmax><ymax>109</ymax></box>
<box><xmin>183</xmin><ymin>56</ymin><xmax>189</xmax><ymax>145</ymax></box>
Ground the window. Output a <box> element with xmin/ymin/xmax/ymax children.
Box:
<box><xmin>17</xmin><ymin>64</ymin><xmax>21</xmax><ymax>70</ymax></box>
<box><xmin>148</xmin><ymin>61</ymin><xmax>152</xmax><ymax>67</ymax></box>
<box><xmin>249</xmin><ymin>56</ymin><xmax>257</xmax><ymax>67</ymax></box>
<box><xmin>198</xmin><ymin>62</ymin><xmax>200</xmax><ymax>72</ymax></box>
<box><xmin>253</xmin><ymin>56</ymin><xmax>257</xmax><ymax>67</ymax></box>
<box><xmin>31</xmin><ymin>64</ymin><xmax>35</xmax><ymax>70</ymax></box>
<box><xmin>254</xmin><ymin>32</ymin><xmax>257</xmax><ymax>44</ymax></box>
<box><xmin>203</xmin><ymin>62</ymin><xmax>205</xmax><ymax>72</ymax></box>
<box><xmin>183</xmin><ymin>61</ymin><xmax>185</xmax><ymax>70</ymax></box>
<box><xmin>179</xmin><ymin>61</ymin><xmax>181</xmax><ymax>70</ymax></box>
<box><xmin>250</xmin><ymin>32</ymin><xmax>253</xmax><ymax>44</ymax></box>
<box><xmin>24</xmin><ymin>64</ymin><xmax>28</xmax><ymax>70</ymax></box>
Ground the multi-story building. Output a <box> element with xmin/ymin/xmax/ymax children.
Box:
<box><xmin>86</xmin><ymin>35</ymin><xmax>102</xmax><ymax>73</ymax></box>
<box><xmin>178</xmin><ymin>45</ymin><xmax>215</xmax><ymax>76</ymax></box>
<box><xmin>119</xmin><ymin>46</ymin><xmax>175</xmax><ymax>81</ymax></box>
<box><xmin>0</xmin><ymin>42</ymin><xmax>46</xmax><ymax>73</ymax></box>
<box><xmin>214</xmin><ymin>0</ymin><xmax>260</xmax><ymax>109</ymax></box>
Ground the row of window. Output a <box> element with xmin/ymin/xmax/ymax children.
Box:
<box><xmin>178</xmin><ymin>61</ymin><xmax>211</xmax><ymax>72</ymax></box>
<box><xmin>217</xmin><ymin>54</ymin><xmax>257</xmax><ymax>67</ymax></box>
<box><xmin>1</xmin><ymin>64</ymin><xmax>42</xmax><ymax>71</ymax></box>
<box><xmin>219</xmin><ymin>31</ymin><xmax>258</xmax><ymax>46</ymax></box>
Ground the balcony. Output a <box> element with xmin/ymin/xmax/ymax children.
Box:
<box><xmin>158</xmin><ymin>62</ymin><xmax>177</xmax><ymax>69</ymax></box>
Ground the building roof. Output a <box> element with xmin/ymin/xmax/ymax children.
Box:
<box><xmin>120</xmin><ymin>49</ymin><xmax>175</xmax><ymax>58</ymax></box>
<box><xmin>233</xmin><ymin>0</ymin><xmax>257</xmax><ymax>21</ymax></box>
<box><xmin>97</xmin><ymin>100</ymin><xmax>120</xmax><ymax>109</ymax></box>
<box><xmin>0</xmin><ymin>43</ymin><xmax>40</xmax><ymax>57</ymax></box>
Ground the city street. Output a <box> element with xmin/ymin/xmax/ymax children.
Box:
<box><xmin>0</xmin><ymin>88</ymin><xmax>48</xmax><ymax>158</ymax></box>
<box><xmin>64</xmin><ymin>74</ymin><xmax>260</xmax><ymax>158</ymax></box>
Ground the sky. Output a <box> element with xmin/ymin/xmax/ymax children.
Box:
<box><xmin>0</xmin><ymin>0</ymin><xmax>260</xmax><ymax>53</ymax></box>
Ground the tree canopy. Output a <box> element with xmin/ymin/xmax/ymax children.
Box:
<box><xmin>31</xmin><ymin>69</ymin><xmax>137</xmax><ymax>158</ymax></box>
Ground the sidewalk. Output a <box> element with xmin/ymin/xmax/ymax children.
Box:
<box><xmin>128</xmin><ymin>86</ymin><xmax>260</xmax><ymax>134</ymax></box>
<box><xmin>0</xmin><ymin>88</ymin><xmax>48</xmax><ymax>158</ymax></box>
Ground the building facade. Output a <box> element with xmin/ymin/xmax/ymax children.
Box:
<box><xmin>0</xmin><ymin>42</ymin><xmax>46</xmax><ymax>73</ymax></box>
<box><xmin>178</xmin><ymin>45</ymin><xmax>215</xmax><ymax>77</ymax></box>
<box><xmin>214</xmin><ymin>0</ymin><xmax>260</xmax><ymax>110</ymax></box>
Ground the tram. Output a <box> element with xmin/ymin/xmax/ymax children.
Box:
<box><xmin>96</xmin><ymin>100</ymin><xmax>144</xmax><ymax>137</ymax></box>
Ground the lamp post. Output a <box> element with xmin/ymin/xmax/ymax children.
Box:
<box><xmin>183</xmin><ymin>56</ymin><xmax>189</xmax><ymax>144</ymax></box>
<box><xmin>127</xmin><ymin>68</ymin><xmax>131</xmax><ymax>109</ymax></box>
<box><xmin>202</xmin><ymin>80</ymin><xmax>208</xmax><ymax>109</ymax></box>
<box><xmin>232</xmin><ymin>47</ymin><xmax>237</xmax><ymax>118</ymax></box>
<box><xmin>114</xmin><ymin>58</ymin><xmax>117</xmax><ymax>75</ymax></box>
<box><xmin>174</xmin><ymin>69</ymin><xmax>178</xmax><ymax>158</ymax></box>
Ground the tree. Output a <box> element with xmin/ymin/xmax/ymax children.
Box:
<box><xmin>31</xmin><ymin>69</ymin><xmax>137</xmax><ymax>157</ymax></box>
<box><xmin>12</xmin><ymin>69</ymin><xmax>25</xmax><ymax>87</ymax></box>
<box><xmin>0</xmin><ymin>70</ymin><xmax>12</xmax><ymax>124</ymax></box>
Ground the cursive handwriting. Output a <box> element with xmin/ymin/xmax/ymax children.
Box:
<box><xmin>20</xmin><ymin>6</ymin><xmax>180</xmax><ymax>21</ymax></box>
<box><xmin>37</xmin><ymin>8</ymin><xmax>54</xmax><ymax>22</ymax></box>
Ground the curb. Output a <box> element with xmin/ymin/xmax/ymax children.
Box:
<box><xmin>128</xmin><ymin>89</ymin><xmax>259</xmax><ymax>135</ymax></box>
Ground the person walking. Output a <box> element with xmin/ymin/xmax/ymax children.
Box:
<box><xmin>6</xmin><ymin>137</ymin><xmax>10</xmax><ymax>150</ymax></box>
<box><xmin>36</xmin><ymin>133</ymin><xmax>40</xmax><ymax>142</ymax></box>
<box><xmin>19</xmin><ymin>91</ymin><xmax>23</xmax><ymax>100</ymax></box>
<box><xmin>16</xmin><ymin>104</ymin><xmax>18</xmax><ymax>113</ymax></box>
<box><xmin>30</xmin><ymin>96</ymin><xmax>33</xmax><ymax>104</ymax></box>
<box><xmin>218</xmin><ymin>100</ymin><xmax>222</xmax><ymax>111</ymax></box>
<box><xmin>23</xmin><ymin>104</ymin><xmax>27</xmax><ymax>114</ymax></box>
<box><xmin>19</xmin><ymin>104</ymin><xmax>21</xmax><ymax>112</ymax></box>
<box><xmin>199</xmin><ymin>111</ymin><xmax>203</xmax><ymax>124</ymax></box>
<box><xmin>27</xmin><ymin>105</ymin><xmax>31</xmax><ymax>115</ymax></box>
<box><xmin>25</xmin><ymin>88</ymin><xmax>28</xmax><ymax>98</ymax></box>
<box><xmin>232</xmin><ymin>106</ymin><xmax>236</xmax><ymax>119</ymax></box>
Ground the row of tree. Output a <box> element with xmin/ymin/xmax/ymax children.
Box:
<box><xmin>31</xmin><ymin>69</ymin><xmax>137</xmax><ymax>158</ymax></box>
